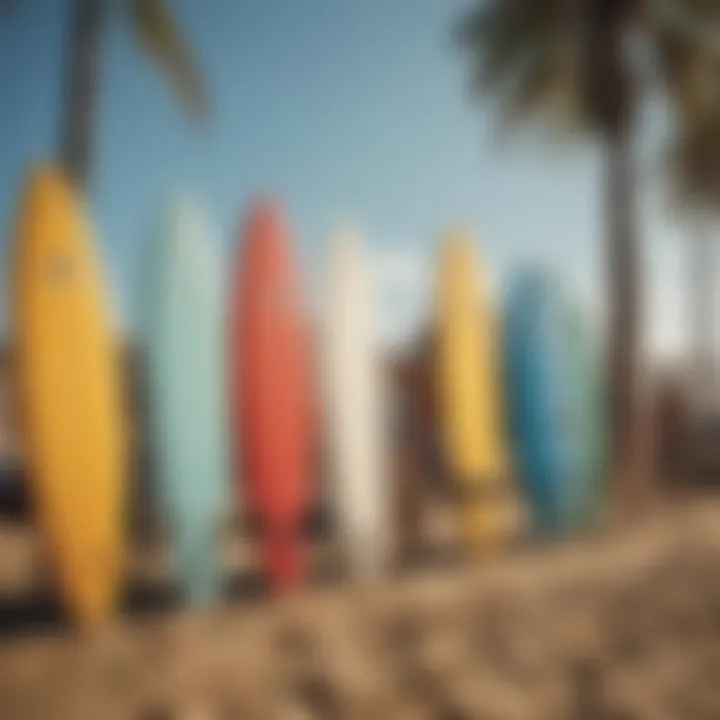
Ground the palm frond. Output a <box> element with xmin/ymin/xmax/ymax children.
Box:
<box><xmin>458</xmin><ymin>0</ymin><xmax>575</xmax><ymax>93</ymax></box>
<box><xmin>128</xmin><ymin>0</ymin><xmax>207</xmax><ymax>118</ymax></box>
<box><xmin>652</xmin><ymin>0</ymin><xmax>720</xmax><ymax>215</ymax></box>
<box><xmin>667</xmin><ymin>115</ymin><xmax>720</xmax><ymax>215</ymax></box>
<box><xmin>457</xmin><ymin>0</ymin><xmax>586</xmax><ymax>137</ymax></box>
<box><xmin>655</xmin><ymin>29</ymin><xmax>707</xmax><ymax>121</ymax></box>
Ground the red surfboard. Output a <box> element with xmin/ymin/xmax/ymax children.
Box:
<box><xmin>230</xmin><ymin>201</ymin><xmax>315</xmax><ymax>592</ymax></box>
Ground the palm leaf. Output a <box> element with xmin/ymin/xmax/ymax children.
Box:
<box><xmin>458</xmin><ymin>0</ymin><xmax>574</xmax><ymax>94</ymax></box>
<box><xmin>667</xmin><ymin>114</ymin><xmax>720</xmax><ymax>213</ymax></box>
<box><xmin>653</xmin><ymin>0</ymin><xmax>720</xmax><ymax>213</ymax></box>
<box><xmin>128</xmin><ymin>0</ymin><xmax>207</xmax><ymax>118</ymax></box>
<box><xmin>654</xmin><ymin>12</ymin><xmax>713</xmax><ymax>120</ymax></box>
<box><xmin>458</xmin><ymin>0</ymin><xmax>589</xmax><ymax>138</ymax></box>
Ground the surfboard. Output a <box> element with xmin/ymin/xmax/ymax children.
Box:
<box><xmin>435</xmin><ymin>231</ymin><xmax>507</xmax><ymax>552</ymax></box>
<box><xmin>141</xmin><ymin>196</ymin><xmax>228</xmax><ymax>605</ymax></box>
<box><xmin>504</xmin><ymin>270</ymin><xmax>603</xmax><ymax>535</ymax></box>
<box><xmin>504</xmin><ymin>270</ymin><xmax>568</xmax><ymax>535</ymax></box>
<box><xmin>230</xmin><ymin>201</ymin><xmax>314</xmax><ymax>592</ymax></box>
<box><xmin>12</xmin><ymin>165</ymin><xmax>127</xmax><ymax>625</ymax></box>
<box><xmin>323</xmin><ymin>226</ymin><xmax>388</xmax><ymax>577</ymax></box>
<box><xmin>562</xmin><ymin>301</ymin><xmax>606</xmax><ymax>530</ymax></box>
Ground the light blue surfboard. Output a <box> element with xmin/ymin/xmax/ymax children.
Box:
<box><xmin>504</xmin><ymin>270</ymin><xmax>570</xmax><ymax>535</ymax></box>
<box><xmin>504</xmin><ymin>269</ymin><xmax>604</xmax><ymax>537</ymax></box>
<box><xmin>141</xmin><ymin>196</ymin><xmax>229</xmax><ymax>605</ymax></box>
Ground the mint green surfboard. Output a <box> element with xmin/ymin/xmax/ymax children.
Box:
<box><xmin>563</xmin><ymin>302</ymin><xmax>606</xmax><ymax>530</ymax></box>
<box><xmin>141</xmin><ymin>196</ymin><xmax>229</xmax><ymax>605</ymax></box>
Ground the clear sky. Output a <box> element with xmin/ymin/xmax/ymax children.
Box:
<box><xmin>0</xmin><ymin>0</ymin><xmax>686</xmax><ymax>356</ymax></box>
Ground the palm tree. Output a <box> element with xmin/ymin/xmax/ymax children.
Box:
<box><xmin>456</xmin><ymin>0</ymin><xmax>719</xmax><ymax>509</ymax></box>
<box><xmin>61</xmin><ymin>0</ymin><xmax>206</xmax><ymax>187</ymax></box>
<box><xmin>667</xmin><ymin>52</ymin><xmax>720</xmax><ymax>424</ymax></box>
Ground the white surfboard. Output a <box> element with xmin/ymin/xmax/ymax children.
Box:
<box><xmin>323</xmin><ymin>226</ymin><xmax>389</xmax><ymax>577</ymax></box>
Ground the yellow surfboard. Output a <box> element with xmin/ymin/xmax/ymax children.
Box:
<box><xmin>435</xmin><ymin>230</ymin><xmax>507</xmax><ymax>552</ymax></box>
<box><xmin>12</xmin><ymin>165</ymin><xmax>127</xmax><ymax>625</ymax></box>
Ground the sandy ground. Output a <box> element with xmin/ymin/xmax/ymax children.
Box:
<box><xmin>0</xmin><ymin>497</ymin><xmax>719</xmax><ymax>718</ymax></box>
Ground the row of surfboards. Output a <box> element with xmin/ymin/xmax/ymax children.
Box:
<box><xmin>11</xmin><ymin>164</ymin><xmax>604</xmax><ymax>626</ymax></box>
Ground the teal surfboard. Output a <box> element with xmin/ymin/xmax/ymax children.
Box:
<box><xmin>505</xmin><ymin>270</ymin><xmax>605</xmax><ymax>536</ymax></box>
<box><xmin>141</xmin><ymin>196</ymin><xmax>229</xmax><ymax>605</ymax></box>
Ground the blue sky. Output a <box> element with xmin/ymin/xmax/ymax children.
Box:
<box><xmin>0</xmin><ymin>0</ymin><xmax>686</xmax><ymax>356</ymax></box>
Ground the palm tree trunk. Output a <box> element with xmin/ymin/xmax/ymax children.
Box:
<box><xmin>689</xmin><ymin>217</ymin><xmax>716</xmax><ymax>421</ymax></box>
<box><xmin>60</xmin><ymin>0</ymin><xmax>105</xmax><ymax>188</ymax></box>
<box><xmin>605</xmin><ymin>124</ymin><xmax>645</xmax><ymax>508</ymax></box>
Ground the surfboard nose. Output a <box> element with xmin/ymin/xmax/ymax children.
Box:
<box><xmin>245</xmin><ymin>199</ymin><xmax>283</xmax><ymax>235</ymax></box>
<box><xmin>241</xmin><ymin>200</ymin><xmax>289</xmax><ymax>263</ymax></box>
<box><xmin>16</xmin><ymin>166</ymin><xmax>77</xmax><ymax>253</ymax></box>
<box><xmin>24</xmin><ymin>164</ymin><xmax>76</xmax><ymax>199</ymax></box>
